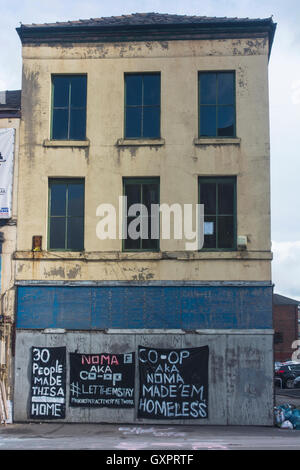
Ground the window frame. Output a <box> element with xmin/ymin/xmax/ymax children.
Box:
<box><xmin>48</xmin><ymin>178</ymin><xmax>85</xmax><ymax>252</ymax></box>
<box><xmin>124</xmin><ymin>72</ymin><xmax>161</xmax><ymax>140</ymax></box>
<box><xmin>198</xmin><ymin>176</ymin><xmax>237</xmax><ymax>251</ymax></box>
<box><xmin>50</xmin><ymin>74</ymin><xmax>87</xmax><ymax>141</ymax></box>
<box><xmin>274</xmin><ymin>332</ymin><xmax>284</xmax><ymax>344</ymax></box>
<box><xmin>198</xmin><ymin>71</ymin><xmax>236</xmax><ymax>139</ymax></box>
<box><xmin>122</xmin><ymin>177</ymin><xmax>160</xmax><ymax>252</ymax></box>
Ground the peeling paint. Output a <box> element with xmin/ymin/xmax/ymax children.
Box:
<box><xmin>43</xmin><ymin>266</ymin><xmax>65</xmax><ymax>278</ymax></box>
<box><xmin>159</xmin><ymin>41</ymin><xmax>169</xmax><ymax>50</ymax></box>
<box><xmin>128</xmin><ymin>147</ymin><xmax>137</xmax><ymax>158</ymax></box>
<box><xmin>66</xmin><ymin>264</ymin><xmax>81</xmax><ymax>279</ymax></box>
<box><xmin>115</xmin><ymin>146</ymin><xmax>137</xmax><ymax>158</ymax></box>
<box><xmin>132</xmin><ymin>269</ymin><xmax>154</xmax><ymax>281</ymax></box>
<box><xmin>232</xmin><ymin>38</ymin><xmax>266</xmax><ymax>56</ymax></box>
<box><xmin>17</xmin><ymin>263</ymin><xmax>24</xmax><ymax>273</ymax></box>
<box><xmin>122</xmin><ymin>266</ymin><xmax>155</xmax><ymax>281</ymax></box>
<box><xmin>83</xmin><ymin>146</ymin><xmax>90</xmax><ymax>163</ymax></box>
<box><xmin>237</xmin><ymin>65</ymin><xmax>248</xmax><ymax>96</ymax></box>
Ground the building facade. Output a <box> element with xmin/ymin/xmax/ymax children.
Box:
<box><xmin>0</xmin><ymin>90</ymin><xmax>21</xmax><ymax>422</ymax></box>
<box><xmin>273</xmin><ymin>293</ymin><xmax>299</xmax><ymax>363</ymax></box>
<box><xmin>13</xmin><ymin>13</ymin><xmax>276</xmax><ymax>424</ymax></box>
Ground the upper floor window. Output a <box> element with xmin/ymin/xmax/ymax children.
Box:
<box><xmin>125</xmin><ymin>73</ymin><xmax>160</xmax><ymax>139</ymax></box>
<box><xmin>51</xmin><ymin>75</ymin><xmax>87</xmax><ymax>140</ymax></box>
<box><xmin>199</xmin><ymin>176</ymin><xmax>236</xmax><ymax>250</ymax></box>
<box><xmin>198</xmin><ymin>72</ymin><xmax>235</xmax><ymax>138</ymax></box>
<box><xmin>48</xmin><ymin>178</ymin><xmax>84</xmax><ymax>251</ymax></box>
<box><xmin>274</xmin><ymin>332</ymin><xmax>284</xmax><ymax>344</ymax></box>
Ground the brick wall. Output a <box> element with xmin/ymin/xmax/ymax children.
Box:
<box><xmin>273</xmin><ymin>304</ymin><xmax>298</xmax><ymax>362</ymax></box>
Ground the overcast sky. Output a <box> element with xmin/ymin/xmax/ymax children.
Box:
<box><xmin>0</xmin><ymin>0</ymin><xmax>299</xmax><ymax>300</ymax></box>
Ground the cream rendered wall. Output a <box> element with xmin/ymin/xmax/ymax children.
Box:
<box><xmin>16</xmin><ymin>37</ymin><xmax>272</xmax><ymax>282</ymax></box>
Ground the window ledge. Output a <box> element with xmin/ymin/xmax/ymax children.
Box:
<box><xmin>13</xmin><ymin>250</ymin><xmax>272</xmax><ymax>261</ymax></box>
<box><xmin>194</xmin><ymin>137</ymin><xmax>241</xmax><ymax>146</ymax></box>
<box><xmin>117</xmin><ymin>138</ymin><xmax>165</xmax><ymax>147</ymax></box>
<box><xmin>43</xmin><ymin>139</ymin><xmax>90</xmax><ymax>148</ymax></box>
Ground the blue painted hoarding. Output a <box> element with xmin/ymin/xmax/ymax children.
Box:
<box><xmin>16</xmin><ymin>284</ymin><xmax>273</xmax><ymax>330</ymax></box>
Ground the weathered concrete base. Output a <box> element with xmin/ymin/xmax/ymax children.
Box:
<box><xmin>13</xmin><ymin>330</ymin><xmax>274</xmax><ymax>425</ymax></box>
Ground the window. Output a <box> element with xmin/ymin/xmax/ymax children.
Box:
<box><xmin>125</xmin><ymin>73</ymin><xmax>160</xmax><ymax>139</ymax></box>
<box><xmin>51</xmin><ymin>75</ymin><xmax>87</xmax><ymax>140</ymax></box>
<box><xmin>274</xmin><ymin>332</ymin><xmax>284</xmax><ymax>344</ymax></box>
<box><xmin>199</xmin><ymin>177</ymin><xmax>236</xmax><ymax>250</ymax></box>
<box><xmin>199</xmin><ymin>72</ymin><xmax>235</xmax><ymax>138</ymax></box>
<box><xmin>123</xmin><ymin>178</ymin><xmax>159</xmax><ymax>251</ymax></box>
<box><xmin>48</xmin><ymin>179</ymin><xmax>84</xmax><ymax>251</ymax></box>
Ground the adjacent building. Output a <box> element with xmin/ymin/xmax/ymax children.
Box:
<box><xmin>273</xmin><ymin>293</ymin><xmax>299</xmax><ymax>362</ymax></box>
<box><xmin>0</xmin><ymin>90</ymin><xmax>21</xmax><ymax>422</ymax></box>
<box><xmin>13</xmin><ymin>13</ymin><xmax>276</xmax><ymax>425</ymax></box>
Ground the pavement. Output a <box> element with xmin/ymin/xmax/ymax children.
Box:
<box><xmin>0</xmin><ymin>389</ymin><xmax>299</xmax><ymax>451</ymax></box>
<box><xmin>275</xmin><ymin>386</ymin><xmax>300</xmax><ymax>407</ymax></box>
<box><xmin>1</xmin><ymin>421</ymin><xmax>300</xmax><ymax>450</ymax></box>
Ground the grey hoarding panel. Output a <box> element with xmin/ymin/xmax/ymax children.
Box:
<box><xmin>14</xmin><ymin>330</ymin><xmax>274</xmax><ymax>425</ymax></box>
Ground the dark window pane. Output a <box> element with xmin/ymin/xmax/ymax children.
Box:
<box><xmin>150</xmin><ymin>212</ymin><xmax>160</xmax><ymax>241</ymax></box>
<box><xmin>52</xmin><ymin>109</ymin><xmax>68</xmax><ymax>140</ymax></box>
<box><xmin>218</xmin><ymin>73</ymin><xmax>234</xmax><ymax>105</ymax></box>
<box><xmin>125</xmin><ymin>107</ymin><xmax>142</xmax><ymax>138</ymax></box>
<box><xmin>53</xmin><ymin>77</ymin><xmax>69</xmax><ymax>107</ymax></box>
<box><xmin>143</xmin><ymin>183</ymin><xmax>159</xmax><ymax>210</ymax></box>
<box><xmin>124</xmin><ymin>236</ymin><xmax>140</xmax><ymax>250</ymax></box>
<box><xmin>274</xmin><ymin>332</ymin><xmax>283</xmax><ymax>344</ymax></box>
<box><xmin>142</xmin><ymin>216</ymin><xmax>159</xmax><ymax>250</ymax></box>
<box><xmin>200</xmin><ymin>73</ymin><xmax>217</xmax><ymax>105</ymax></box>
<box><xmin>199</xmin><ymin>177</ymin><xmax>236</xmax><ymax>251</ymax></box>
<box><xmin>142</xmin><ymin>237</ymin><xmax>159</xmax><ymax>249</ymax></box>
<box><xmin>49</xmin><ymin>180</ymin><xmax>85</xmax><ymax>251</ymax></box>
<box><xmin>143</xmin><ymin>107</ymin><xmax>160</xmax><ymax>138</ymax></box>
<box><xmin>143</xmin><ymin>75</ymin><xmax>160</xmax><ymax>106</ymax></box>
<box><xmin>70</xmin><ymin>76</ymin><xmax>87</xmax><ymax>107</ymax></box>
<box><xmin>200</xmin><ymin>106</ymin><xmax>217</xmax><ymax>137</ymax></box>
<box><xmin>67</xmin><ymin>217</ymin><xmax>84</xmax><ymax>250</ymax></box>
<box><xmin>218</xmin><ymin>216</ymin><xmax>234</xmax><ymax>249</ymax></box>
<box><xmin>143</xmin><ymin>185</ymin><xmax>159</xmax><ymax>247</ymax></box>
<box><xmin>50</xmin><ymin>183</ymin><xmax>66</xmax><ymax>216</ymax></box>
<box><xmin>49</xmin><ymin>217</ymin><xmax>66</xmax><ymax>249</ymax></box>
<box><xmin>124</xmin><ymin>216</ymin><xmax>141</xmax><ymax>250</ymax></box>
<box><xmin>124</xmin><ymin>178</ymin><xmax>160</xmax><ymax>251</ymax></box>
<box><xmin>125</xmin><ymin>183</ymin><xmax>141</xmax><ymax>207</ymax></box>
<box><xmin>203</xmin><ymin>216</ymin><xmax>216</xmax><ymax>249</ymax></box>
<box><xmin>218</xmin><ymin>182</ymin><xmax>234</xmax><ymax>214</ymax></box>
<box><xmin>140</xmin><ymin>215</ymin><xmax>149</xmax><ymax>242</ymax></box>
<box><xmin>142</xmin><ymin>239</ymin><xmax>158</xmax><ymax>249</ymax></box>
<box><xmin>200</xmin><ymin>183</ymin><xmax>216</xmax><ymax>215</ymax></box>
<box><xmin>68</xmin><ymin>183</ymin><xmax>84</xmax><ymax>217</ymax></box>
<box><xmin>217</xmin><ymin>106</ymin><xmax>235</xmax><ymax>137</ymax></box>
<box><xmin>69</xmin><ymin>108</ymin><xmax>86</xmax><ymax>140</ymax></box>
<box><xmin>126</xmin><ymin>75</ymin><xmax>142</xmax><ymax>106</ymax></box>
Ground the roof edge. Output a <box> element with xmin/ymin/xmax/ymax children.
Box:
<box><xmin>273</xmin><ymin>293</ymin><xmax>300</xmax><ymax>306</ymax></box>
<box><xmin>16</xmin><ymin>17</ymin><xmax>276</xmax><ymax>56</ymax></box>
